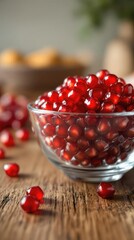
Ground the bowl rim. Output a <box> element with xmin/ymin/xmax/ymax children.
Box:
<box><xmin>28</xmin><ymin>102</ymin><xmax>134</xmax><ymax>116</ymax></box>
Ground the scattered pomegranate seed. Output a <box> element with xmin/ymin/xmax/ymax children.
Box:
<box><xmin>86</xmin><ymin>74</ymin><xmax>99</xmax><ymax>88</ymax></box>
<box><xmin>26</xmin><ymin>186</ymin><xmax>44</xmax><ymax>202</ymax></box>
<box><xmin>97</xmin><ymin>182</ymin><xmax>115</xmax><ymax>199</ymax></box>
<box><xmin>96</xmin><ymin>69</ymin><xmax>109</xmax><ymax>80</ymax></box>
<box><xmin>20</xmin><ymin>195</ymin><xmax>40</xmax><ymax>213</ymax></box>
<box><xmin>15</xmin><ymin>129</ymin><xmax>30</xmax><ymax>141</ymax></box>
<box><xmin>0</xmin><ymin>130</ymin><xmax>15</xmax><ymax>147</ymax></box>
<box><xmin>0</xmin><ymin>148</ymin><xmax>5</xmax><ymax>159</ymax></box>
<box><xmin>104</xmin><ymin>74</ymin><xmax>118</xmax><ymax>86</ymax></box>
<box><xmin>4</xmin><ymin>163</ymin><xmax>19</xmax><ymax>177</ymax></box>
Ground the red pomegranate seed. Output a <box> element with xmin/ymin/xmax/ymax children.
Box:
<box><xmin>64</xmin><ymin>76</ymin><xmax>77</xmax><ymax>89</ymax></box>
<box><xmin>75</xmin><ymin>82</ymin><xmax>87</xmax><ymax>95</ymax></box>
<box><xmin>52</xmin><ymin>116</ymin><xmax>64</xmax><ymax>125</ymax></box>
<box><xmin>58</xmin><ymin>104</ymin><xmax>71</xmax><ymax>113</ymax></box>
<box><xmin>91</xmin><ymin>159</ymin><xmax>102</xmax><ymax>167</ymax></box>
<box><xmin>77</xmin><ymin>117</ymin><xmax>85</xmax><ymax>127</ymax></box>
<box><xmin>84</xmin><ymin>127</ymin><xmax>97</xmax><ymax>140</ymax></box>
<box><xmin>106</xmin><ymin>93</ymin><xmax>120</xmax><ymax>105</ymax></box>
<box><xmin>26</xmin><ymin>186</ymin><xmax>44</xmax><ymax>202</ymax></box>
<box><xmin>96</xmin><ymin>69</ymin><xmax>109</xmax><ymax>81</ymax></box>
<box><xmin>4</xmin><ymin>163</ymin><xmax>19</xmax><ymax>177</ymax></box>
<box><xmin>20</xmin><ymin>195</ymin><xmax>40</xmax><ymax>213</ymax></box>
<box><xmin>106</xmin><ymin>156</ymin><xmax>117</xmax><ymax>165</ymax></box>
<box><xmin>0</xmin><ymin>148</ymin><xmax>5</xmax><ymax>159</ymax></box>
<box><xmin>115</xmin><ymin>104</ymin><xmax>125</xmax><ymax>112</ymax></box>
<box><xmin>77</xmin><ymin>137</ymin><xmax>90</xmax><ymax>150</ymax></box>
<box><xmin>118</xmin><ymin>78</ymin><xmax>126</xmax><ymax>85</ymax></box>
<box><xmin>65</xmin><ymin>142</ymin><xmax>78</xmax><ymax>154</ymax></box>
<box><xmin>86</xmin><ymin>74</ymin><xmax>99</xmax><ymax>88</ymax></box>
<box><xmin>97</xmin><ymin>182</ymin><xmax>115</xmax><ymax>199</ymax></box>
<box><xmin>56</xmin><ymin>124</ymin><xmax>68</xmax><ymax>137</ymax></box>
<box><xmin>127</xmin><ymin>127</ymin><xmax>134</xmax><ymax>138</ymax></box>
<box><xmin>68</xmin><ymin>124</ymin><xmax>82</xmax><ymax>140</ymax></box>
<box><xmin>106</xmin><ymin>131</ymin><xmax>118</xmax><ymax>141</ymax></box>
<box><xmin>114</xmin><ymin>117</ymin><xmax>129</xmax><ymax>130</ymax></box>
<box><xmin>110</xmin><ymin>82</ymin><xmax>124</xmax><ymax>94</ymax></box>
<box><xmin>124</xmin><ymin>84</ymin><xmax>133</xmax><ymax>96</ymax></box>
<box><xmin>84</xmin><ymin>98</ymin><xmax>99</xmax><ymax>111</ymax></box>
<box><xmin>97</xmin><ymin>119</ymin><xmax>111</xmax><ymax>134</ymax></box>
<box><xmin>60</xmin><ymin>150</ymin><xmax>72</xmax><ymax>161</ymax></box>
<box><xmin>109</xmin><ymin>146</ymin><xmax>120</xmax><ymax>156</ymax></box>
<box><xmin>70</xmin><ymin>158</ymin><xmax>80</xmax><ymax>166</ymax></box>
<box><xmin>86</xmin><ymin>147</ymin><xmax>97</xmax><ymax>158</ymax></box>
<box><xmin>80</xmin><ymin>159</ymin><xmax>91</xmax><ymax>167</ymax></box>
<box><xmin>0</xmin><ymin>130</ymin><xmax>15</xmax><ymax>147</ymax></box>
<box><xmin>75</xmin><ymin>151</ymin><xmax>86</xmax><ymax>161</ymax></box>
<box><xmin>41</xmin><ymin>101</ymin><xmax>53</xmax><ymax>110</ymax></box>
<box><xmin>120</xmin><ymin>152</ymin><xmax>127</xmax><ymax>161</ymax></box>
<box><xmin>120</xmin><ymin>96</ymin><xmax>132</xmax><ymax>106</ymax></box>
<box><xmin>95</xmin><ymin>139</ymin><xmax>109</xmax><ymax>151</ymax></box>
<box><xmin>15</xmin><ymin>129</ymin><xmax>30</xmax><ymax>141</ymax></box>
<box><xmin>92</xmin><ymin>87</ymin><xmax>106</xmax><ymax>100</ymax></box>
<box><xmin>104</xmin><ymin>74</ymin><xmax>118</xmax><ymax>86</ymax></box>
<box><xmin>67</xmin><ymin>88</ymin><xmax>81</xmax><ymax>103</ymax></box>
<box><xmin>42</xmin><ymin>123</ymin><xmax>55</xmax><ymax>136</ymax></box>
<box><xmin>47</xmin><ymin>90</ymin><xmax>59</xmax><ymax>102</ymax></box>
<box><xmin>52</xmin><ymin>136</ymin><xmax>66</xmax><ymax>149</ymax></box>
<box><xmin>101</xmin><ymin>102</ymin><xmax>115</xmax><ymax>113</ymax></box>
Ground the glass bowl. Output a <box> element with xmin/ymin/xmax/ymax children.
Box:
<box><xmin>28</xmin><ymin>103</ymin><xmax>134</xmax><ymax>182</ymax></box>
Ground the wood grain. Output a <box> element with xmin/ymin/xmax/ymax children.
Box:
<box><xmin>0</xmin><ymin>139</ymin><xmax>134</xmax><ymax>240</ymax></box>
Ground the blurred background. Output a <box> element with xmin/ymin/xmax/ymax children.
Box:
<box><xmin>0</xmin><ymin>0</ymin><xmax>133</xmax><ymax>98</ymax></box>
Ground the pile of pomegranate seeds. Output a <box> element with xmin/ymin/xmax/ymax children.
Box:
<box><xmin>97</xmin><ymin>182</ymin><xmax>115</xmax><ymax>199</ymax></box>
<box><xmin>33</xmin><ymin>70</ymin><xmax>134</xmax><ymax>167</ymax></box>
<box><xmin>20</xmin><ymin>186</ymin><xmax>44</xmax><ymax>213</ymax></box>
<box><xmin>0</xmin><ymin>93</ymin><xmax>28</xmax><ymax>131</ymax></box>
<box><xmin>35</xmin><ymin>70</ymin><xmax>134</xmax><ymax>113</ymax></box>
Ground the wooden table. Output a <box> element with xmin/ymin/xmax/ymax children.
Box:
<box><xmin>0</xmin><ymin>138</ymin><xmax>134</xmax><ymax>240</ymax></box>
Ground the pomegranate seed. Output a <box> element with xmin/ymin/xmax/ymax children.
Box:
<box><xmin>47</xmin><ymin>90</ymin><xmax>59</xmax><ymax>102</ymax></box>
<box><xmin>80</xmin><ymin>159</ymin><xmax>91</xmax><ymax>167</ymax></box>
<box><xmin>75</xmin><ymin>151</ymin><xmax>86</xmax><ymax>161</ymax></box>
<box><xmin>114</xmin><ymin>117</ymin><xmax>129</xmax><ymax>130</ymax></box>
<box><xmin>68</xmin><ymin>124</ymin><xmax>82</xmax><ymax>140</ymax></box>
<box><xmin>124</xmin><ymin>84</ymin><xmax>133</xmax><ymax>96</ymax></box>
<box><xmin>95</xmin><ymin>139</ymin><xmax>109</xmax><ymax>151</ymax></box>
<box><xmin>91</xmin><ymin>159</ymin><xmax>102</xmax><ymax>167</ymax></box>
<box><xmin>86</xmin><ymin>147</ymin><xmax>97</xmax><ymax>158</ymax></box>
<box><xmin>26</xmin><ymin>186</ymin><xmax>44</xmax><ymax>202</ymax></box>
<box><xmin>65</xmin><ymin>142</ymin><xmax>78</xmax><ymax>154</ymax></box>
<box><xmin>15</xmin><ymin>129</ymin><xmax>30</xmax><ymax>141</ymax></box>
<box><xmin>77</xmin><ymin>137</ymin><xmax>90</xmax><ymax>150</ymax></box>
<box><xmin>110</xmin><ymin>82</ymin><xmax>124</xmax><ymax>94</ymax></box>
<box><xmin>96</xmin><ymin>69</ymin><xmax>109</xmax><ymax>81</ymax></box>
<box><xmin>67</xmin><ymin>88</ymin><xmax>81</xmax><ymax>103</ymax></box>
<box><xmin>0</xmin><ymin>148</ymin><xmax>5</xmax><ymax>159</ymax></box>
<box><xmin>84</xmin><ymin>98</ymin><xmax>99</xmax><ymax>111</ymax></box>
<box><xmin>104</xmin><ymin>74</ymin><xmax>118</xmax><ymax>86</ymax></box>
<box><xmin>84</xmin><ymin>127</ymin><xmax>97</xmax><ymax>140</ymax></box>
<box><xmin>56</xmin><ymin>124</ymin><xmax>68</xmax><ymax>137</ymax></box>
<box><xmin>97</xmin><ymin>119</ymin><xmax>111</xmax><ymax>134</ymax></box>
<box><xmin>42</xmin><ymin>123</ymin><xmax>55</xmax><ymax>136</ymax></box>
<box><xmin>41</xmin><ymin>101</ymin><xmax>53</xmax><ymax>110</ymax></box>
<box><xmin>20</xmin><ymin>195</ymin><xmax>39</xmax><ymax>213</ymax></box>
<box><xmin>63</xmin><ymin>76</ymin><xmax>76</xmax><ymax>89</ymax></box>
<box><xmin>106</xmin><ymin>131</ymin><xmax>118</xmax><ymax>141</ymax></box>
<box><xmin>92</xmin><ymin>87</ymin><xmax>106</xmax><ymax>100</ymax></box>
<box><xmin>118</xmin><ymin>78</ymin><xmax>126</xmax><ymax>85</ymax></box>
<box><xmin>106</xmin><ymin>156</ymin><xmax>117</xmax><ymax>165</ymax></box>
<box><xmin>75</xmin><ymin>82</ymin><xmax>87</xmax><ymax>95</ymax></box>
<box><xmin>97</xmin><ymin>182</ymin><xmax>115</xmax><ymax>199</ymax></box>
<box><xmin>101</xmin><ymin>102</ymin><xmax>115</xmax><ymax>113</ymax></box>
<box><xmin>4</xmin><ymin>163</ymin><xmax>19</xmax><ymax>177</ymax></box>
<box><xmin>86</xmin><ymin>74</ymin><xmax>99</xmax><ymax>88</ymax></box>
<box><xmin>127</xmin><ymin>127</ymin><xmax>134</xmax><ymax>138</ymax></box>
<box><xmin>0</xmin><ymin>130</ymin><xmax>15</xmax><ymax>147</ymax></box>
<box><xmin>52</xmin><ymin>136</ymin><xmax>65</xmax><ymax>149</ymax></box>
<box><xmin>120</xmin><ymin>152</ymin><xmax>127</xmax><ymax>161</ymax></box>
<box><xmin>60</xmin><ymin>150</ymin><xmax>72</xmax><ymax>161</ymax></box>
<box><xmin>70</xmin><ymin>158</ymin><xmax>80</xmax><ymax>166</ymax></box>
<box><xmin>106</xmin><ymin>93</ymin><xmax>120</xmax><ymax>105</ymax></box>
<box><xmin>120</xmin><ymin>96</ymin><xmax>132</xmax><ymax>106</ymax></box>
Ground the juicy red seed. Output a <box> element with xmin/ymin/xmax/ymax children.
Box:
<box><xmin>77</xmin><ymin>138</ymin><xmax>90</xmax><ymax>150</ymax></box>
<box><xmin>45</xmin><ymin>137</ymin><xmax>53</xmax><ymax>147</ymax></box>
<box><xmin>120</xmin><ymin>96</ymin><xmax>132</xmax><ymax>105</ymax></box>
<box><xmin>121</xmin><ymin>139</ymin><xmax>132</xmax><ymax>151</ymax></box>
<box><xmin>115</xmin><ymin>104</ymin><xmax>125</xmax><ymax>112</ymax></box>
<box><xmin>97</xmin><ymin>119</ymin><xmax>111</xmax><ymax>134</ymax></box>
<box><xmin>60</xmin><ymin>150</ymin><xmax>72</xmax><ymax>161</ymax></box>
<box><xmin>0</xmin><ymin>148</ymin><xmax>5</xmax><ymax>159</ymax></box>
<box><xmin>75</xmin><ymin>82</ymin><xmax>87</xmax><ymax>94</ymax></box>
<box><xmin>84</xmin><ymin>127</ymin><xmax>97</xmax><ymax>140</ymax></box>
<box><xmin>26</xmin><ymin>186</ymin><xmax>44</xmax><ymax>202</ymax></box>
<box><xmin>56</xmin><ymin>124</ymin><xmax>68</xmax><ymax>137</ymax></box>
<box><xmin>20</xmin><ymin>195</ymin><xmax>39</xmax><ymax>213</ymax></box>
<box><xmin>114</xmin><ymin>117</ymin><xmax>129</xmax><ymax>130</ymax></box>
<box><xmin>64</xmin><ymin>76</ymin><xmax>77</xmax><ymax>89</ymax></box>
<box><xmin>106</xmin><ymin>156</ymin><xmax>118</xmax><ymax>165</ymax></box>
<box><xmin>118</xmin><ymin>78</ymin><xmax>126</xmax><ymax>85</ymax></box>
<box><xmin>120</xmin><ymin>152</ymin><xmax>127</xmax><ymax>160</ymax></box>
<box><xmin>4</xmin><ymin>163</ymin><xmax>19</xmax><ymax>177</ymax></box>
<box><xmin>40</xmin><ymin>101</ymin><xmax>53</xmax><ymax>110</ymax></box>
<box><xmin>84</xmin><ymin>98</ymin><xmax>99</xmax><ymax>111</ymax></box>
<box><xmin>124</xmin><ymin>84</ymin><xmax>133</xmax><ymax>96</ymax></box>
<box><xmin>15</xmin><ymin>129</ymin><xmax>30</xmax><ymax>141</ymax></box>
<box><xmin>47</xmin><ymin>90</ymin><xmax>59</xmax><ymax>102</ymax></box>
<box><xmin>91</xmin><ymin>159</ymin><xmax>102</xmax><ymax>167</ymax></box>
<box><xmin>92</xmin><ymin>88</ymin><xmax>106</xmax><ymax>100</ymax></box>
<box><xmin>86</xmin><ymin>74</ymin><xmax>99</xmax><ymax>88</ymax></box>
<box><xmin>110</xmin><ymin>82</ymin><xmax>124</xmax><ymax>94</ymax></box>
<box><xmin>97</xmin><ymin>182</ymin><xmax>115</xmax><ymax>199</ymax></box>
<box><xmin>96</xmin><ymin>69</ymin><xmax>109</xmax><ymax>81</ymax></box>
<box><xmin>106</xmin><ymin>93</ymin><xmax>120</xmax><ymax>105</ymax></box>
<box><xmin>104</xmin><ymin>74</ymin><xmax>118</xmax><ymax>86</ymax></box>
<box><xmin>42</xmin><ymin>123</ymin><xmax>55</xmax><ymax>136</ymax></box>
<box><xmin>52</xmin><ymin>136</ymin><xmax>65</xmax><ymax>149</ymax></box>
<box><xmin>75</xmin><ymin>151</ymin><xmax>86</xmax><ymax>161</ymax></box>
<box><xmin>95</xmin><ymin>139</ymin><xmax>109</xmax><ymax>151</ymax></box>
<box><xmin>106</xmin><ymin>131</ymin><xmax>118</xmax><ymax>141</ymax></box>
<box><xmin>109</xmin><ymin>146</ymin><xmax>120</xmax><ymax>156</ymax></box>
<box><xmin>65</xmin><ymin>142</ymin><xmax>78</xmax><ymax>154</ymax></box>
<box><xmin>127</xmin><ymin>105</ymin><xmax>134</xmax><ymax>111</ymax></box>
<box><xmin>68</xmin><ymin>124</ymin><xmax>82</xmax><ymax>139</ymax></box>
<box><xmin>127</xmin><ymin>127</ymin><xmax>134</xmax><ymax>138</ymax></box>
<box><xmin>86</xmin><ymin>147</ymin><xmax>97</xmax><ymax>158</ymax></box>
<box><xmin>77</xmin><ymin>117</ymin><xmax>85</xmax><ymax>127</ymax></box>
<box><xmin>70</xmin><ymin>158</ymin><xmax>80</xmax><ymax>166</ymax></box>
<box><xmin>52</xmin><ymin>116</ymin><xmax>64</xmax><ymax>125</ymax></box>
<box><xmin>58</xmin><ymin>105</ymin><xmax>71</xmax><ymax>112</ymax></box>
<box><xmin>101</xmin><ymin>102</ymin><xmax>115</xmax><ymax>113</ymax></box>
<box><xmin>80</xmin><ymin>159</ymin><xmax>91</xmax><ymax>167</ymax></box>
<box><xmin>0</xmin><ymin>130</ymin><xmax>15</xmax><ymax>147</ymax></box>
<box><xmin>67</xmin><ymin>88</ymin><xmax>81</xmax><ymax>103</ymax></box>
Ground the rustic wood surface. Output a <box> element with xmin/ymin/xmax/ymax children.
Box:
<box><xmin>0</xmin><ymin>138</ymin><xmax>134</xmax><ymax>240</ymax></box>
